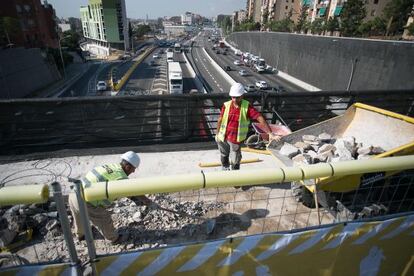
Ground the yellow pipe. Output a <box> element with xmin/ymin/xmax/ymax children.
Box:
<box><xmin>198</xmin><ymin>158</ymin><xmax>262</xmax><ymax>168</ymax></box>
<box><xmin>0</xmin><ymin>184</ymin><xmax>49</xmax><ymax>206</ymax></box>
<box><xmin>241</xmin><ymin>148</ymin><xmax>272</xmax><ymax>155</ymax></box>
<box><xmin>81</xmin><ymin>155</ymin><xmax>414</xmax><ymax>202</ymax></box>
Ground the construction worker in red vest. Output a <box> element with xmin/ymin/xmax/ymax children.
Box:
<box><xmin>216</xmin><ymin>83</ymin><xmax>276</xmax><ymax>173</ymax></box>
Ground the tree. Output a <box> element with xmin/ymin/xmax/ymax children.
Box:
<box><xmin>358</xmin><ymin>17</ymin><xmax>386</xmax><ymax>37</ymax></box>
<box><xmin>326</xmin><ymin>17</ymin><xmax>340</xmax><ymax>35</ymax></box>
<box><xmin>310</xmin><ymin>18</ymin><xmax>325</xmax><ymax>35</ymax></box>
<box><xmin>296</xmin><ymin>4</ymin><xmax>309</xmax><ymax>33</ymax></box>
<box><xmin>340</xmin><ymin>0</ymin><xmax>366</xmax><ymax>37</ymax></box>
<box><xmin>383</xmin><ymin>0</ymin><xmax>414</xmax><ymax>36</ymax></box>
<box><xmin>133</xmin><ymin>24</ymin><xmax>151</xmax><ymax>39</ymax></box>
<box><xmin>0</xmin><ymin>17</ymin><xmax>20</xmax><ymax>46</ymax></box>
<box><xmin>408</xmin><ymin>22</ymin><xmax>414</xmax><ymax>35</ymax></box>
<box><xmin>262</xmin><ymin>8</ymin><xmax>269</xmax><ymax>26</ymax></box>
<box><xmin>61</xmin><ymin>30</ymin><xmax>81</xmax><ymax>51</ymax></box>
<box><xmin>268</xmin><ymin>11</ymin><xmax>294</xmax><ymax>33</ymax></box>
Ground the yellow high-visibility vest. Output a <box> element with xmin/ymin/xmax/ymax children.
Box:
<box><xmin>217</xmin><ymin>99</ymin><xmax>250</xmax><ymax>142</ymax></box>
<box><xmin>82</xmin><ymin>163</ymin><xmax>127</xmax><ymax>207</ymax></box>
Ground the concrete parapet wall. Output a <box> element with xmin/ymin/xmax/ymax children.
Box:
<box><xmin>227</xmin><ymin>32</ymin><xmax>414</xmax><ymax>91</ymax></box>
<box><xmin>0</xmin><ymin>48</ymin><xmax>60</xmax><ymax>99</ymax></box>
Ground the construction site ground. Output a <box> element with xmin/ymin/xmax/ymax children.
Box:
<box><xmin>0</xmin><ymin>145</ymin><xmax>332</xmax><ymax>264</ymax></box>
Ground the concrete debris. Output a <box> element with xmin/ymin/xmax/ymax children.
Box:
<box><xmin>294</xmin><ymin>142</ymin><xmax>312</xmax><ymax>152</ymax></box>
<box><xmin>0</xmin><ymin>194</ymin><xmax>226</xmax><ymax>265</ymax></box>
<box><xmin>280</xmin><ymin>143</ymin><xmax>300</xmax><ymax>158</ymax></box>
<box><xmin>281</xmin><ymin>133</ymin><xmax>385</xmax><ymax>164</ymax></box>
<box><xmin>45</xmin><ymin>219</ymin><xmax>59</xmax><ymax>231</ymax></box>
<box><xmin>318</xmin><ymin>133</ymin><xmax>332</xmax><ymax>142</ymax></box>
<box><xmin>302</xmin><ymin>135</ymin><xmax>317</xmax><ymax>142</ymax></box>
<box><xmin>0</xmin><ymin>229</ymin><xmax>17</xmax><ymax>247</ymax></box>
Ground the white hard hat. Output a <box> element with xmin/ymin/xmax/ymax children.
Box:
<box><xmin>121</xmin><ymin>151</ymin><xmax>140</xmax><ymax>168</ymax></box>
<box><xmin>229</xmin><ymin>83</ymin><xmax>246</xmax><ymax>97</ymax></box>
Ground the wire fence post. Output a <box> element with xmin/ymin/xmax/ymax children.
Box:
<box><xmin>51</xmin><ymin>182</ymin><xmax>82</xmax><ymax>275</ymax></box>
<box><xmin>73</xmin><ymin>180</ymin><xmax>97</xmax><ymax>272</ymax></box>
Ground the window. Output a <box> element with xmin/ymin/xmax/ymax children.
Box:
<box><xmin>16</xmin><ymin>5</ymin><xmax>22</xmax><ymax>12</ymax></box>
<box><xmin>24</xmin><ymin>5</ymin><xmax>31</xmax><ymax>12</ymax></box>
<box><xmin>371</xmin><ymin>9</ymin><xmax>375</xmax><ymax>16</ymax></box>
<box><xmin>374</xmin><ymin>0</ymin><xmax>379</xmax><ymax>4</ymax></box>
<box><xmin>285</xmin><ymin>5</ymin><xmax>288</xmax><ymax>9</ymax></box>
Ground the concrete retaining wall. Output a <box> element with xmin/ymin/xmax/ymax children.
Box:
<box><xmin>227</xmin><ymin>32</ymin><xmax>414</xmax><ymax>91</ymax></box>
<box><xmin>0</xmin><ymin>48</ymin><xmax>60</xmax><ymax>98</ymax></box>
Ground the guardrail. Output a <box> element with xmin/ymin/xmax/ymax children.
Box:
<box><xmin>0</xmin><ymin>90</ymin><xmax>413</xmax><ymax>156</ymax></box>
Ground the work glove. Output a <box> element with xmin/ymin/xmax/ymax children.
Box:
<box><xmin>268</xmin><ymin>133</ymin><xmax>281</xmax><ymax>143</ymax></box>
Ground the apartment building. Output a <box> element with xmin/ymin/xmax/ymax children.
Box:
<box><xmin>80</xmin><ymin>0</ymin><xmax>129</xmax><ymax>56</ymax></box>
<box><xmin>0</xmin><ymin>0</ymin><xmax>59</xmax><ymax>49</ymax></box>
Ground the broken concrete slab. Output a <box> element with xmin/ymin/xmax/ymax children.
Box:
<box><xmin>280</xmin><ymin>143</ymin><xmax>300</xmax><ymax>158</ymax></box>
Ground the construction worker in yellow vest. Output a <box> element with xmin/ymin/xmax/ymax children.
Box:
<box><xmin>216</xmin><ymin>83</ymin><xmax>276</xmax><ymax>173</ymax></box>
<box><xmin>69</xmin><ymin>151</ymin><xmax>153</xmax><ymax>244</ymax></box>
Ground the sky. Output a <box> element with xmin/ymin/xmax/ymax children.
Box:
<box><xmin>46</xmin><ymin>0</ymin><xmax>245</xmax><ymax>19</ymax></box>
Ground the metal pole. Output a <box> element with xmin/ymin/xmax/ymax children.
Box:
<box><xmin>73</xmin><ymin>180</ymin><xmax>97</xmax><ymax>262</ymax></box>
<box><xmin>313</xmin><ymin>184</ymin><xmax>321</xmax><ymax>226</ymax></box>
<box><xmin>346</xmin><ymin>58</ymin><xmax>358</xmax><ymax>91</ymax></box>
<box><xmin>58</xmin><ymin>38</ymin><xmax>67</xmax><ymax>79</ymax></box>
<box><xmin>51</xmin><ymin>182</ymin><xmax>82</xmax><ymax>275</ymax></box>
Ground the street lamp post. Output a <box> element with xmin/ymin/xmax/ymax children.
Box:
<box><xmin>58</xmin><ymin>35</ymin><xmax>71</xmax><ymax>79</ymax></box>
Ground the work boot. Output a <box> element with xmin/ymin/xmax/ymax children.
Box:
<box><xmin>221</xmin><ymin>156</ymin><xmax>230</xmax><ymax>168</ymax></box>
<box><xmin>231</xmin><ymin>164</ymin><xmax>240</xmax><ymax>170</ymax></box>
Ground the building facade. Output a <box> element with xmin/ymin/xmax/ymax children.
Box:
<box><xmin>310</xmin><ymin>0</ymin><xmax>392</xmax><ymax>22</ymax></box>
<box><xmin>181</xmin><ymin>12</ymin><xmax>193</xmax><ymax>25</ymax></box>
<box><xmin>80</xmin><ymin>0</ymin><xmax>129</xmax><ymax>55</ymax></box>
<box><xmin>0</xmin><ymin>0</ymin><xmax>59</xmax><ymax>49</ymax></box>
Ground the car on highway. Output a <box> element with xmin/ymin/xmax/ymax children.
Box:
<box><xmin>224</xmin><ymin>66</ymin><xmax>232</xmax><ymax>71</ymax></box>
<box><xmin>152</xmin><ymin>53</ymin><xmax>160</xmax><ymax>59</ymax></box>
<box><xmin>245</xmin><ymin>84</ymin><xmax>256</xmax><ymax>92</ymax></box>
<box><xmin>239</xmin><ymin>69</ymin><xmax>249</xmax><ymax>76</ymax></box>
<box><xmin>149</xmin><ymin>60</ymin><xmax>156</xmax><ymax>66</ymax></box>
<box><xmin>216</xmin><ymin>50</ymin><xmax>220</xmax><ymax>54</ymax></box>
<box><xmin>222</xmin><ymin>51</ymin><xmax>227</xmax><ymax>55</ymax></box>
<box><xmin>255</xmin><ymin>80</ymin><xmax>268</xmax><ymax>89</ymax></box>
<box><xmin>233</xmin><ymin>60</ymin><xmax>242</xmax><ymax>66</ymax></box>
<box><xmin>96</xmin><ymin>81</ymin><xmax>107</xmax><ymax>91</ymax></box>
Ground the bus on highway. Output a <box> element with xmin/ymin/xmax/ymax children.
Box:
<box><xmin>167</xmin><ymin>62</ymin><xmax>183</xmax><ymax>94</ymax></box>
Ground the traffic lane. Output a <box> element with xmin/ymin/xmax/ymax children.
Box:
<box><xmin>195</xmin><ymin>36</ymin><xmax>231</xmax><ymax>93</ymax></box>
<box><xmin>61</xmin><ymin>63</ymin><xmax>101</xmax><ymax>97</ymax></box>
<box><xmin>206</xmin><ymin>40</ymin><xmax>304</xmax><ymax>92</ymax></box>
<box><xmin>192</xmin><ymin>46</ymin><xmax>230</xmax><ymax>94</ymax></box>
<box><xmin>123</xmin><ymin>53</ymin><xmax>159</xmax><ymax>92</ymax></box>
<box><xmin>222</xmin><ymin>50</ymin><xmax>304</xmax><ymax>92</ymax></box>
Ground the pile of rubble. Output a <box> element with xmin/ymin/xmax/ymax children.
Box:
<box><xmin>279</xmin><ymin>133</ymin><xmax>385</xmax><ymax>164</ymax></box>
<box><xmin>0</xmin><ymin>194</ymin><xmax>225</xmax><ymax>266</ymax></box>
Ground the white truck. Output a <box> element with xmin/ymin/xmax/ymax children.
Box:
<box><xmin>167</xmin><ymin>62</ymin><xmax>183</xmax><ymax>94</ymax></box>
<box><xmin>254</xmin><ymin>58</ymin><xmax>266</xmax><ymax>73</ymax></box>
<box><xmin>167</xmin><ymin>51</ymin><xmax>174</xmax><ymax>62</ymax></box>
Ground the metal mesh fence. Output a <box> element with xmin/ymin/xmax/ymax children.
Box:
<box><xmin>0</xmin><ymin>90</ymin><xmax>413</xmax><ymax>156</ymax></box>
